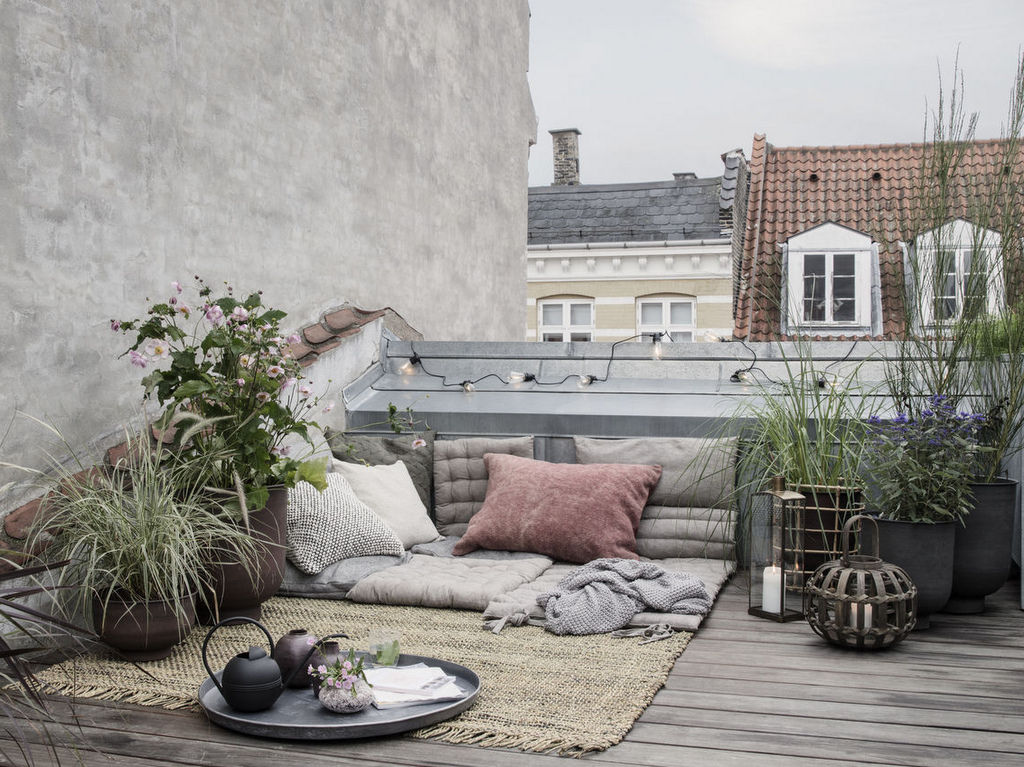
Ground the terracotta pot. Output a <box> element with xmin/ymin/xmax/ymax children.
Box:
<box><xmin>872</xmin><ymin>518</ymin><xmax>954</xmax><ymax>630</ymax></box>
<box><xmin>92</xmin><ymin>592</ymin><xmax>197</xmax><ymax>661</ymax></box>
<box><xmin>207</xmin><ymin>487</ymin><xmax>287</xmax><ymax>622</ymax></box>
<box><xmin>945</xmin><ymin>478</ymin><xmax>1019</xmax><ymax>614</ymax></box>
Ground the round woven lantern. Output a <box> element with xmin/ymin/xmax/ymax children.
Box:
<box><xmin>804</xmin><ymin>514</ymin><xmax>917</xmax><ymax>650</ymax></box>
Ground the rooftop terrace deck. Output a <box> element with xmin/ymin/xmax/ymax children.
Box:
<box><xmin>7</xmin><ymin>577</ymin><xmax>1022</xmax><ymax>767</ymax></box>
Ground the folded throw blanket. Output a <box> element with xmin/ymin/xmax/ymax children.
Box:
<box><xmin>537</xmin><ymin>558</ymin><xmax>712</xmax><ymax>635</ymax></box>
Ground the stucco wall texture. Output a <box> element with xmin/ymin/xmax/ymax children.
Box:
<box><xmin>0</xmin><ymin>1</ymin><xmax>535</xmax><ymax>487</ymax></box>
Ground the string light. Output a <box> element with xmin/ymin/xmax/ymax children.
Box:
<box><xmin>508</xmin><ymin>371</ymin><xmax>536</xmax><ymax>384</ymax></box>
<box><xmin>461</xmin><ymin>381</ymin><xmax>475</xmax><ymax>393</ymax></box>
<box><xmin>400</xmin><ymin>353</ymin><xmax>422</xmax><ymax>375</ymax></box>
<box><xmin>577</xmin><ymin>374</ymin><xmax>595</xmax><ymax>388</ymax></box>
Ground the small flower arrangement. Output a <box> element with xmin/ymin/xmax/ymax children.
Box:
<box><xmin>308</xmin><ymin>649</ymin><xmax>371</xmax><ymax>697</ymax></box>
<box><xmin>113</xmin><ymin>277</ymin><xmax>328</xmax><ymax>513</ymax></box>
<box><xmin>864</xmin><ymin>395</ymin><xmax>989</xmax><ymax>523</ymax></box>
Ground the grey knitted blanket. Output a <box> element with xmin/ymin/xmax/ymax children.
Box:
<box><xmin>536</xmin><ymin>558</ymin><xmax>712</xmax><ymax>636</ymax></box>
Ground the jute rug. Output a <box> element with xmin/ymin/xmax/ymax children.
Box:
<box><xmin>34</xmin><ymin>597</ymin><xmax>691</xmax><ymax>756</ymax></box>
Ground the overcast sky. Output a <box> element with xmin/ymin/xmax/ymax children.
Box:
<box><xmin>527</xmin><ymin>0</ymin><xmax>1024</xmax><ymax>186</ymax></box>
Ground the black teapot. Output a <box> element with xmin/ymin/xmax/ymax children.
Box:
<box><xmin>201</xmin><ymin>617</ymin><xmax>348</xmax><ymax>712</ymax></box>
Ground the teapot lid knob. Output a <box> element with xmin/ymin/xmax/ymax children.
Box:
<box><xmin>246</xmin><ymin>646</ymin><xmax>268</xmax><ymax>660</ymax></box>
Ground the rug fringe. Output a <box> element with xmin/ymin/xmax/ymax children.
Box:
<box><xmin>39</xmin><ymin>681</ymin><xmax>199</xmax><ymax>712</ymax></box>
<box><xmin>413</xmin><ymin>723</ymin><xmax>613</xmax><ymax>757</ymax></box>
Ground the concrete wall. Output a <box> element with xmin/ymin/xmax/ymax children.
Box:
<box><xmin>0</xmin><ymin>1</ymin><xmax>535</xmax><ymax>495</ymax></box>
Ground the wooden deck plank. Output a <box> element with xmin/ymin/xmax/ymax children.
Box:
<box><xmin>1</xmin><ymin>577</ymin><xmax>1020</xmax><ymax>767</ymax></box>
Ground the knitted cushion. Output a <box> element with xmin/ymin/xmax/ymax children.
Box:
<box><xmin>286</xmin><ymin>474</ymin><xmax>404</xmax><ymax>575</ymax></box>
<box><xmin>432</xmin><ymin>436</ymin><xmax>534</xmax><ymax>537</ymax></box>
<box><xmin>325</xmin><ymin>430</ymin><xmax>435</xmax><ymax>513</ymax></box>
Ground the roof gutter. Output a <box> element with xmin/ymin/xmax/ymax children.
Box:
<box><xmin>528</xmin><ymin>238</ymin><xmax>730</xmax><ymax>252</ymax></box>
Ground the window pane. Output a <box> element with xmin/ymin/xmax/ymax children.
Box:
<box><xmin>672</xmin><ymin>331</ymin><xmax>693</xmax><ymax>342</ymax></box>
<box><xmin>542</xmin><ymin>332</ymin><xmax>564</xmax><ymax>342</ymax></box>
<box><xmin>832</xmin><ymin>256</ymin><xmax>856</xmax><ymax>321</ymax></box>
<box><xmin>640</xmin><ymin>302</ymin><xmax>662</xmax><ymax>325</ymax></box>
<box><xmin>669</xmin><ymin>301</ymin><xmax>693</xmax><ymax>325</ymax></box>
<box><xmin>803</xmin><ymin>254</ymin><xmax>826</xmax><ymax>322</ymax></box>
<box><xmin>569</xmin><ymin>303</ymin><xmax>591</xmax><ymax>326</ymax></box>
<box><xmin>569</xmin><ymin>332</ymin><xmax>592</xmax><ymax>342</ymax></box>
<box><xmin>542</xmin><ymin>304</ymin><xmax>562</xmax><ymax>326</ymax></box>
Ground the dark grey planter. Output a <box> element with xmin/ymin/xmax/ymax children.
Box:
<box><xmin>873</xmin><ymin>518</ymin><xmax>955</xmax><ymax>630</ymax></box>
<box><xmin>944</xmin><ymin>478</ymin><xmax>1019</xmax><ymax>614</ymax></box>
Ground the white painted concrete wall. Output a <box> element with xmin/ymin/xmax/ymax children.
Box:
<box><xmin>0</xmin><ymin>1</ymin><xmax>535</xmax><ymax>496</ymax></box>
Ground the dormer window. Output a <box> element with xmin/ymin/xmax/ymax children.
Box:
<box><xmin>911</xmin><ymin>219</ymin><xmax>1004</xmax><ymax>327</ymax></box>
<box><xmin>783</xmin><ymin>222</ymin><xmax>876</xmax><ymax>332</ymax></box>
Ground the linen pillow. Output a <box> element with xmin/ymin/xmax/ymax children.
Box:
<box><xmin>286</xmin><ymin>474</ymin><xmax>404</xmax><ymax>575</ymax></box>
<box><xmin>325</xmin><ymin>430</ymin><xmax>435</xmax><ymax>512</ymax></box>
<box><xmin>330</xmin><ymin>459</ymin><xmax>441</xmax><ymax>549</ymax></box>
<box><xmin>452</xmin><ymin>454</ymin><xmax>661</xmax><ymax>564</ymax></box>
<box><xmin>433</xmin><ymin>436</ymin><xmax>534</xmax><ymax>537</ymax></box>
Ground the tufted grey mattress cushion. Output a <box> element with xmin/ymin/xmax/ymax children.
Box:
<box><xmin>432</xmin><ymin>436</ymin><xmax>533</xmax><ymax>537</ymax></box>
<box><xmin>573</xmin><ymin>436</ymin><xmax>738</xmax><ymax>561</ymax></box>
<box><xmin>326</xmin><ymin>430</ymin><xmax>435</xmax><ymax>514</ymax></box>
<box><xmin>345</xmin><ymin>553</ymin><xmax>552</xmax><ymax>611</ymax></box>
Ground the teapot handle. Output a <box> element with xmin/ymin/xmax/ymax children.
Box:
<box><xmin>280</xmin><ymin>632</ymin><xmax>350</xmax><ymax>688</ymax></box>
<box><xmin>201</xmin><ymin>617</ymin><xmax>277</xmax><ymax>698</ymax></box>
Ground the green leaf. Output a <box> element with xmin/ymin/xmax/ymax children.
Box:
<box><xmin>173</xmin><ymin>380</ymin><xmax>213</xmax><ymax>400</ymax></box>
<box><xmin>294</xmin><ymin>458</ymin><xmax>328</xmax><ymax>492</ymax></box>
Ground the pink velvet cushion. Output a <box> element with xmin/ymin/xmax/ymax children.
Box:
<box><xmin>452</xmin><ymin>453</ymin><xmax>662</xmax><ymax>564</ymax></box>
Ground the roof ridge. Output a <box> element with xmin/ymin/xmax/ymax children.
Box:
<box><xmin>769</xmin><ymin>137</ymin><xmax>1012</xmax><ymax>153</ymax></box>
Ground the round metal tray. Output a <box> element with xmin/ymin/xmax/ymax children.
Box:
<box><xmin>198</xmin><ymin>653</ymin><xmax>480</xmax><ymax>740</ymax></box>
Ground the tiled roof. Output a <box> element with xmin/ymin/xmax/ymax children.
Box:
<box><xmin>528</xmin><ymin>177</ymin><xmax>724</xmax><ymax>244</ymax></box>
<box><xmin>735</xmin><ymin>136</ymin><xmax>1023</xmax><ymax>340</ymax></box>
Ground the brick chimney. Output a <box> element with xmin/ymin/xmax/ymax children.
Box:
<box><xmin>550</xmin><ymin>128</ymin><xmax>581</xmax><ymax>186</ymax></box>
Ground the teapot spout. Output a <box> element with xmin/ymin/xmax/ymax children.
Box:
<box><xmin>281</xmin><ymin>632</ymin><xmax>350</xmax><ymax>687</ymax></box>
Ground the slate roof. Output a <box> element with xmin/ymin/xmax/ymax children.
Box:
<box><xmin>735</xmin><ymin>134</ymin><xmax>1023</xmax><ymax>341</ymax></box>
<box><xmin>528</xmin><ymin>176</ymin><xmax>724</xmax><ymax>245</ymax></box>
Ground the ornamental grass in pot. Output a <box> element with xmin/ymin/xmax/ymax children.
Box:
<box><xmin>861</xmin><ymin>396</ymin><xmax>988</xmax><ymax>629</ymax></box>
<box><xmin>24</xmin><ymin>424</ymin><xmax>257</xmax><ymax>660</ymax></box>
<box><xmin>113</xmin><ymin>277</ymin><xmax>331</xmax><ymax>619</ymax></box>
<box><xmin>735</xmin><ymin>352</ymin><xmax>871</xmax><ymax>571</ymax></box>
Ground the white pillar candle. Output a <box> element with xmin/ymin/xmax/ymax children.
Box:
<box><xmin>849</xmin><ymin>602</ymin><xmax>874</xmax><ymax>629</ymax></box>
<box><xmin>761</xmin><ymin>565</ymin><xmax>782</xmax><ymax>613</ymax></box>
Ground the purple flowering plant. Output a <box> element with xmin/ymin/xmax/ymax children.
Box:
<box><xmin>864</xmin><ymin>395</ymin><xmax>989</xmax><ymax>523</ymax></box>
<box><xmin>307</xmin><ymin>649</ymin><xmax>371</xmax><ymax>697</ymax></box>
<box><xmin>113</xmin><ymin>277</ymin><xmax>328</xmax><ymax>515</ymax></box>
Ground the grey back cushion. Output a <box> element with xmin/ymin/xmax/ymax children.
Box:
<box><xmin>326</xmin><ymin>429</ymin><xmax>434</xmax><ymax>514</ymax></box>
<box><xmin>573</xmin><ymin>436</ymin><xmax>738</xmax><ymax>561</ymax></box>
<box><xmin>433</xmin><ymin>436</ymin><xmax>534</xmax><ymax>537</ymax></box>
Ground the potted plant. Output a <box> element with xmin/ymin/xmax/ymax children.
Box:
<box><xmin>308</xmin><ymin>649</ymin><xmax>374</xmax><ymax>714</ymax></box>
<box><xmin>25</xmin><ymin>426</ymin><xmax>257</xmax><ymax>659</ymax></box>
<box><xmin>113</xmin><ymin>277</ymin><xmax>329</xmax><ymax>619</ymax></box>
<box><xmin>736</xmin><ymin>352</ymin><xmax>871</xmax><ymax>571</ymax></box>
<box><xmin>862</xmin><ymin>396</ymin><xmax>988</xmax><ymax>629</ymax></box>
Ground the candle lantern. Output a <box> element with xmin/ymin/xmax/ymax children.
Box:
<box><xmin>804</xmin><ymin>514</ymin><xmax>917</xmax><ymax>649</ymax></box>
<box><xmin>748</xmin><ymin>477</ymin><xmax>806</xmax><ymax>622</ymax></box>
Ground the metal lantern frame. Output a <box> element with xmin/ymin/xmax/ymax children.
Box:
<box><xmin>748</xmin><ymin>477</ymin><xmax>806</xmax><ymax>622</ymax></box>
<box><xmin>804</xmin><ymin>514</ymin><xmax>918</xmax><ymax>650</ymax></box>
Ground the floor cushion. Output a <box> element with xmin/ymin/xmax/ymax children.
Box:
<box><xmin>432</xmin><ymin>436</ymin><xmax>533</xmax><ymax>537</ymax></box>
<box><xmin>326</xmin><ymin>430</ymin><xmax>435</xmax><ymax>513</ymax></box>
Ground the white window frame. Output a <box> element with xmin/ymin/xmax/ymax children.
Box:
<box><xmin>636</xmin><ymin>295</ymin><xmax>695</xmax><ymax>342</ymax></box>
<box><xmin>913</xmin><ymin>219</ymin><xmax>1004</xmax><ymax>327</ymax></box>
<box><xmin>537</xmin><ymin>297</ymin><xmax>594</xmax><ymax>342</ymax></box>
<box><xmin>784</xmin><ymin>223</ymin><xmax>874</xmax><ymax>330</ymax></box>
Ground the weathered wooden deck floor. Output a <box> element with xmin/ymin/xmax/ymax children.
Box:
<box><xmin>6</xmin><ymin>577</ymin><xmax>1023</xmax><ymax>767</ymax></box>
